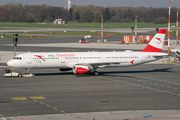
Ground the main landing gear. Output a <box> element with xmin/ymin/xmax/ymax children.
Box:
<box><xmin>92</xmin><ymin>71</ymin><xmax>99</xmax><ymax>76</ymax></box>
<box><xmin>90</xmin><ymin>66</ymin><xmax>99</xmax><ymax>76</ymax></box>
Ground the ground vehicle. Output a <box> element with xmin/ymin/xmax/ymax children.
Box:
<box><xmin>3</xmin><ymin>68</ymin><xmax>34</xmax><ymax>77</ymax></box>
<box><xmin>3</xmin><ymin>68</ymin><xmax>22</xmax><ymax>77</ymax></box>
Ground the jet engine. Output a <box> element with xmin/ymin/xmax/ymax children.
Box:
<box><xmin>73</xmin><ymin>65</ymin><xmax>89</xmax><ymax>74</ymax></box>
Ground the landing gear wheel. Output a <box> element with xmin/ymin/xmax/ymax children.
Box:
<box><xmin>18</xmin><ymin>74</ymin><xmax>22</xmax><ymax>77</ymax></box>
<box><xmin>93</xmin><ymin>71</ymin><xmax>99</xmax><ymax>76</ymax></box>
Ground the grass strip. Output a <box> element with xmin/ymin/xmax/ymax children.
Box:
<box><xmin>0</xmin><ymin>22</ymin><xmax>179</xmax><ymax>28</ymax></box>
<box><xmin>20</xmin><ymin>31</ymin><xmax>128</xmax><ymax>36</ymax></box>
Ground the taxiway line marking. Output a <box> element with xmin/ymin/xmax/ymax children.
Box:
<box><xmin>0</xmin><ymin>114</ymin><xmax>12</xmax><ymax>120</ymax></box>
<box><xmin>11</xmin><ymin>97</ymin><xmax>28</xmax><ymax>100</ymax></box>
<box><xmin>53</xmin><ymin>107</ymin><xmax>58</xmax><ymax>110</ymax></box>
<box><xmin>1</xmin><ymin>91</ymin><xmax>164</xmax><ymax>100</ymax></box>
<box><xmin>99</xmin><ymin>69</ymin><xmax>180</xmax><ymax>86</ymax></box>
<box><xmin>46</xmin><ymin>105</ymin><xmax>51</xmax><ymax>107</ymax></box>
<box><xmin>76</xmin><ymin>117</ymin><xmax>82</xmax><ymax>119</ymax></box>
<box><xmin>29</xmin><ymin>96</ymin><xmax>46</xmax><ymax>99</ymax></box>
<box><xmin>30</xmin><ymin>99</ymin><xmax>82</xmax><ymax>119</ymax></box>
<box><xmin>39</xmin><ymin>102</ymin><xmax>44</xmax><ymax>105</ymax></box>
<box><xmin>60</xmin><ymin>110</ymin><xmax>65</xmax><ymax>113</ymax></box>
<box><xmin>97</xmin><ymin>75</ymin><xmax>180</xmax><ymax>97</ymax></box>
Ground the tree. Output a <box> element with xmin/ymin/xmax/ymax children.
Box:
<box><xmin>0</xmin><ymin>8</ymin><xmax>7</xmax><ymax>21</ymax></box>
<box><xmin>80</xmin><ymin>8</ymin><xmax>94</xmax><ymax>22</ymax></box>
<box><xmin>111</xmin><ymin>9</ymin><xmax>116</xmax><ymax>17</ymax></box>
<box><xmin>110</xmin><ymin>16</ymin><xmax>120</xmax><ymax>22</ymax></box>
<box><xmin>103</xmin><ymin>8</ymin><xmax>111</xmax><ymax>21</ymax></box>
<box><xmin>74</xmin><ymin>12</ymin><xmax>80</xmax><ymax>21</ymax></box>
<box><xmin>94</xmin><ymin>11</ymin><xmax>101</xmax><ymax>22</ymax></box>
<box><xmin>68</xmin><ymin>8</ymin><xmax>73</xmax><ymax>21</ymax></box>
<box><xmin>0</xmin><ymin>3</ymin><xmax>175</xmax><ymax>23</ymax></box>
<box><xmin>154</xmin><ymin>17</ymin><xmax>167</xmax><ymax>24</ymax></box>
<box><xmin>116</xmin><ymin>9</ymin><xmax>123</xmax><ymax>21</ymax></box>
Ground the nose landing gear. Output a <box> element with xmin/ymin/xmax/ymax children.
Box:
<box><xmin>26</xmin><ymin>69</ymin><xmax>30</xmax><ymax>74</ymax></box>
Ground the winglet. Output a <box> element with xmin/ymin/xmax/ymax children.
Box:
<box><xmin>140</xmin><ymin>29</ymin><xmax>167</xmax><ymax>52</ymax></box>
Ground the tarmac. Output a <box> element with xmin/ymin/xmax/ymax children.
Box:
<box><xmin>0</xmin><ymin>32</ymin><xmax>180</xmax><ymax>120</ymax></box>
<box><xmin>4</xmin><ymin>110</ymin><xmax>180</xmax><ymax>120</ymax></box>
<box><xmin>0</xmin><ymin>64</ymin><xmax>180</xmax><ymax>120</ymax></box>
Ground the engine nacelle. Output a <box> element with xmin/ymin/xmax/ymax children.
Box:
<box><xmin>73</xmin><ymin>65</ymin><xmax>89</xmax><ymax>74</ymax></box>
<box><xmin>59</xmin><ymin>68</ymin><xmax>72</xmax><ymax>71</ymax></box>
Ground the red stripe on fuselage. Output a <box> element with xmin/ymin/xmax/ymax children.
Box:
<box><xmin>140</xmin><ymin>44</ymin><xmax>161</xmax><ymax>52</ymax></box>
<box><xmin>130</xmin><ymin>60</ymin><xmax>135</xmax><ymax>64</ymax></box>
<box><xmin>34</xmin><ymin>55</ymin><xmax>46</xmax><ymax>61</ymax></box>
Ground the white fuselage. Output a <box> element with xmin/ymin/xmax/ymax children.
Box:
<box><xmin>7</xmin><ymin>51</ymin><xmax>167</xmax><ymax>69</ymax></box>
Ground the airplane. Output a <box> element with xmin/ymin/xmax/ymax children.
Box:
<box><xmin>7</xmin><ymin>29</ymin><xmax>168</xmax><ymax>76</ymax></box>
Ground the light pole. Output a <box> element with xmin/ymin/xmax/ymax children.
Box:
<box><xmin>101</xmin><ymin>15</ymin><xmax>104</xmax><ymax>42</ymax></box>
<box><xmin>168</xmin><ymin>0</ymin><xmax>171</xmax><ymax>55</ymax></box>
<box><xmin>135</xmin><ymin>15</ymin><xmax>138</xmax><ymax>42</ymax></box>
<box><xmin>168</xmin><ymin>0</ymin><xmax>175</xmax><ymax>54</ymax></box>
<box><xmin>176</xmin><ymin>7</ymin><xmax>178</xmax><ymax>44</ymax></box>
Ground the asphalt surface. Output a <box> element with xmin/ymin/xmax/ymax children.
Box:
<box><xmin>0</xmin><ymin>64</ymin><xmax>180</xmax><ymax>118</ymax></box>
<box><xmin>0</xmin><ymin>33</ymin><xmax>180</xmax><ymax>120</ymax></box>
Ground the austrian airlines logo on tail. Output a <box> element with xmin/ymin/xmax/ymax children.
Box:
<box><xmin>140</xmin><ymin>29</ymin><xmax>166</xmax><ymax>53</ymax></box>
<box><xmin>34</xmin><ymin>55</ymin><xmax>46</xmax><ymax>61</ymax></box>
<box><xmin>155</xmin><ymin>37</ymin><xmax>162</xmax><ymax>43</ymax></box>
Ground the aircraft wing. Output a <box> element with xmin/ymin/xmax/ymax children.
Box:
<box><xmin>66</xmin><ymin>61</ymin><xmax>127</xmax><ymax>68</ymax></box>
<box><xmin>75</xmin><ymin>61</ymin><xmax>127</xmax><ymax>68</ymax></box>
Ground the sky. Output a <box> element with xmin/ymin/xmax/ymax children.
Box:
<box><xmin>0</xmin><ymin>0</ymin><xmax>180</xmax><ymax>8</ymax></box>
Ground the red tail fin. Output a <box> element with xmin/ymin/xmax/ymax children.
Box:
<box><xmin>140</xmin><ymin>29</ymin><xmax>166</xmax><ymax>52</ymax></box>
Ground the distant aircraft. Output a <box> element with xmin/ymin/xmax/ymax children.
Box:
<box><xmin>7</xmin><ymin>29</ymin><xmax>168</xmax><ymax>76</ymax></box>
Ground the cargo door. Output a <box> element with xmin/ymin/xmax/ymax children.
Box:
<box><xmin>27</xmin><ymin>53</ymin><xmax>32</xmax><ymax>64</ymax></box>
<box><xmin>142</xmin><ymin>53</ymin><xmax>147</xmax><ymax>62</ymax></box>
<box><xmin>61</xmin><ymin>57</ymin><xmax>65</xmax><ymax>63</ymax></box>
<box><xmin>101</xmin><ymin>55</ymin><xmax>105</xmax><ymax>62</ymax></box>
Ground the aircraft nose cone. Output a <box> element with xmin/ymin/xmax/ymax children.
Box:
<box><xmin>7</xmin><ymin>60</ymin><xmax>13</xmax><ymax>67</ymax></box>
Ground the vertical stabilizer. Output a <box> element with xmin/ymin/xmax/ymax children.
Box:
<box><xmin>140</xmin><ymin>29</ymin><xmax>166</xmax><ymax>52</ymax></box>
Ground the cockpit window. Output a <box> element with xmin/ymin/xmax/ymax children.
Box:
<box><xmin>13</xmin><ymin>57</ymin><xmax>22</xmax><ymax>60</ymax></box>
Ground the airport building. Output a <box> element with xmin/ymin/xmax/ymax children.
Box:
<box><xmin>53</xmin><ymin>19</ymin><xmax>65</xmax><ymax>24</ymax></box>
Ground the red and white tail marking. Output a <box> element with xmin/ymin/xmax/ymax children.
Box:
<box><xmin>140</xmin><ymin>29</ymin><xmax>166</xmax><ymax>52</ymax></box>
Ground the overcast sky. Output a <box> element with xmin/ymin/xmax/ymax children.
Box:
<box><xmin>0</xmin><ymin>0</ymin><xmax>180</xmax><ymax>8</ymax></box>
